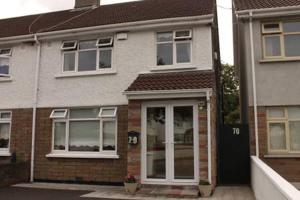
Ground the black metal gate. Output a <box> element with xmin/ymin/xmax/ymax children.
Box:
<box><xmin>218</xmin><ymin>124</ymin><xmax>250</xmax><ymax>185</ymax></box>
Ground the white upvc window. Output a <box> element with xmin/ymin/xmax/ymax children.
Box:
<box><xmin>0</xmin><ymin>48</ymin><xmax>12</xmax><ymax>77</ymax></box>
<box><xmin>0</xmin><ymin>111</ymin><xmax>12</xmax><ymax>154</ymax></box>
<box><xmin>267</xmin><ymin>107</ymin><xmax>300</xmax><ymax>154</ymax></box>
<box><xmin>50</xmin><ymin>107</ymin><xmax>118</xmax><ymax>157</ymax></box>
<box><xmin>262</xmin><ymin>21</ymin><xmax>300</xmax><ymax>60</ymax></box>
<box><xmin>156</xmin><ymin>30</ymin><xmax>192</xmax><ymax>66</ymax></box>
<box><xmin>62</xmin><ymin>38</ymin><xmax>113</xmax><ymax>73</ymax></box>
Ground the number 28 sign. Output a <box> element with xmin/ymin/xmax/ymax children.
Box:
<box><xmin>128</xmin><ymin>131</ymin><xmax>139</xmax><ymax>145</ymax></box>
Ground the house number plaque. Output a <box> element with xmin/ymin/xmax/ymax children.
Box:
<box><xmin>128</xmin><ymin>131</ymin><xmax>139</xmax><ymax>145</ymax></box>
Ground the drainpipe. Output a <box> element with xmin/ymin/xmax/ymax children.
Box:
<box><xmin>249</xmin><ymin>11</ymin><xmax>260</xmax><ymax>157</ymax></box>
<box><xmin>30</xmin><ymin>35</ymin><xmax>41</xmax><ymax>182</ymax></box>
<box><xmin>206</xmin><ymin>91</ymin><xmax>212</xmax><ymax>184</ymax></box>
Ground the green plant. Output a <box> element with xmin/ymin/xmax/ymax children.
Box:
<box><xmin>199</xmin><ymin>180</ymin><xmax>210</xmax><ymax>185</ymax></box>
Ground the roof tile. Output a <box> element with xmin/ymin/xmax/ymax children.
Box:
<box><xmin>126</xmin><ymin>70</ymin><xmax>214</xmax><ymax>91</ymax></box>
<box><xmin>234</xmin><ymin>0</ymin><xmax>300</xmax><ymax>11</ymax></box>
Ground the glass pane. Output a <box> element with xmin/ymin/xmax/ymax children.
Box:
<box><xmin>79</xmin><ymin>40</ymin><xmax>96</xmax><ymax>50</ymax></box>
<box><xmin>174</xmin><ymin>106</ymin><xmax>194</xmax><ymax>179</ymax></box>
<box><xmin>157</xmin><ymin>32</ymin><xmax>173</xmax><ymax>42</ymax></box>
<box><xmin>284</xmin><ymin>35</ymin><xmax>300</xmax><ymax>57</ymax></box>
<box><xmin>265</xmin><ymin>36</ymin><xmax>281</xmax><ymax>57</ymax></box>
<box><xmin>264</xmin><ymin>23</ymin><xmax>280</xmax><ymax>32</ymax></box>
<box><xmin>54</xmin><ymin>122</ymin><xmax>66</xmax><ymax>150</ymax></box>
<box><xmin>63</xmin><ymin>53</ymin><xmax>75</xmax><ymax>71</ymax></box>
<box><xmin>268</xmin><ymin>108</ymin><xmax>285</xmax><ymax>118</ymax></box>
<box><xmin>51</xmin><ymin>110</ymin><xmax>66</xmax><ymax>118</ymax></box>
<box><xmin>157</xmin><ymin>43</ymin><xmax>173</xmax><ymax>65</ymax></box>
<box><xmin>147</xmin><ymin>107</ymin><xmax>166</xmax><ymax>179</ymax></box>
<box><xmin>0</xmin><ymin>112</ymin><xmax>11</xmax><ymax>119</ymax></box>
<box><xmin>99</xmin><ymin>50</ymin><xmax>112</xmax><ymax>69</ymax></box>
<box><xmin>101</xmin><ymin>108</ymin><xmax>116</xmax><ymax>117</ymax></box>
<box><xmin>288</xmin><ymin>107</ymin><xmax>300</xmax><ymax>119</ymax></box>
<box><xmin>0</xmin><ymin>57</ymin><xmax>9</xmax><ymax>75</ymax></box>
<box><xmin>78</xmin><ymin>50</ymin><xmax>96</xmax><ymax>71</ymax></box>
<box><xmin>269</xmin><ymin>123</ymin><xmax>286</xmax><ymax>150</ymax></box>
<box><xmin>283</xmin><ymin>22</ymin><xmax>300</xmax><ymax>33</ymax></box>
<box><xmin>103</xmin><ymin>121</ymin><xmax>116</xmax><ymax>151</ymax></box>
<box><xmin>69</xmin><ymin>121</ymin><xmax>100</xmax><ymax>152</ymax></box>
<box><xmin>176</xmin><ymin>42</ymin><xmax>191</xmax><ymax>63</ymax></box>
<box><xmin>289</xmin><ymin>121</ymin><xmax>300</xmax><ymax>151</ymax></box>
<box><xmin>70</xmin><ymin>108</ymin><xmax>99</xmax><ymax>119</ymax></box>
<box><xmin>0</xmin><ymin>123</ymin><xmax>10</xmax><ymax>148</ymax></box>
<box><xmin>175</xmin><ymin>30</ymin><xmax>191</xmax><ymax>38</ymax></box>
<box><xmin>98</xmin><ymin>38</ymin><xmax>112</xmax><ymax>46</ymax></box>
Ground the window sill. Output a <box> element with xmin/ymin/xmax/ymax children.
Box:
<box><xmin>46</xmin><ymin>153</ymin><xmax>120</xmax><ymax>159</ymax></box>
<box><xmin>150</xmin><ymin>65</ymin><xmax>197</xmax><ymax>72</ymax></box>
<box><xmin>0</xmin><ymin>77</ymin><xmax>12</xmax><ymax>82</ymax></box>
<box><xmin>264</xmin><ymin>154</ymin><xmax>300</xmax><ymax>158</ymax></box>
<box><xmin>0</xmin><ymin>152</ymin><xmax>11</xmax><ymax>157</ymax></box>
<box><xmin>55</xmin><ymin>70</ymin><xmax>117</xmax><ymax>78</ymax></box>
<box><xmin>260</xmin><ymin>58</ymin><xmax>300</xmax><ymax>63</ymax></box>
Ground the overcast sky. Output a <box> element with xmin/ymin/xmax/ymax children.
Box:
<box><xmin>0</xmin><ymin>0</ymin><xmax>233</xmax><ymax>64</ymax></box>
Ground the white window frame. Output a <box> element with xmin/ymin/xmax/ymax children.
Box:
<box><xmin>156</xmin><ymin>30</ymin><xmax>192</xmax><ymax>67</ymax></box>
<box><xmin>50</xmin><ymin>108</ymin><xmax>118</xmax><ymax>158</ymax></box>
<box><xmin>174</xmin><ymin>30</ymin><xmax>192</xmax><ymax>40</ymax></box>
<box><xmin>0</xmin><ymin>48</ymin><xmax>11</xmax><ymax>77</ymax></box>
<box><xmin>99</xmin><ymin>107</ymin><xmax>117</xmax><ymax>118</ymax></box>
<box><xmin>262</xmin><ymin>21</ymin><xmax>300</xmax><ymax>60</ymax></box>
<box><xmin>267</xmin><ymin>107</ymin><xmax>300</xmax><ymax>154</ymax></box>
<box><xmin>0</xmin><ymin>111</ymin><xmax>12</xmax><ymax>155</ymax></box>
<box><xmin>96</xmin><ymin>37</ymin><xmax>114</xmax><ymax>47</ymax></box>
<box><xmin>50</xmin><ymin>109</ymin><xmax>68</xmax><ymax>119</ymax></box>
<box><xmin>61</xmin><ymin>41</ymin><xmax>78</xmax><ymax>51</ymax></box>
<box><xmin>61</xmin><ymin>38</ymin><xmax>114</xmax><ymax>74</ymax></box>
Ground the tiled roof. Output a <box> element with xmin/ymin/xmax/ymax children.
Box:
<box><xmin>0</xmin><ymin>0</ymin><xmax>214</xmax><ymax>39</ymax></box>
<box><xmin>126</xmin><ymin>70</ymin><xmax>214</xmax><ymax>92</ymax></box>
<box><xmin>234</xmin><ymin>0</ymin><xmax>300</xmax><ymax>11</ymax></box>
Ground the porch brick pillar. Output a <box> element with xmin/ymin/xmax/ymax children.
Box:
<box><xmin>127</xmin><ymin>100</ymin><xmax>142</xmax><ymax>182</ymax></box>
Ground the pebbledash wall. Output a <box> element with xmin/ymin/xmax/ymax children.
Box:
<box><xmin>127</xmin><ymin>96</ymin><xmax>218</xmax><ymax>186</ymax></box>
<box><xmin>249</xmin><ymin>107</ymin><xmax>300</xmax><ymax>182</ymax></box>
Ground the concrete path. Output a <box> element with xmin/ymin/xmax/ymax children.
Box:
<box><xmin>13</xmin><ymin>183</ymin><xmax>255</xmax><ymax>200</ymax></box>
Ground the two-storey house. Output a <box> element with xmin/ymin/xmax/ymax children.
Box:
<box><xmin>0</xmin><ymin>0</ymin><xmax>220</xmax><ymax>187</ymax></box>
<box><xmin>233</xmin><ymin>0</ymin><xmax>300</xmax><ymax>182</ymax></box>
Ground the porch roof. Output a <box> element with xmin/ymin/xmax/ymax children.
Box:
<box><xmin>125</xmin><ymin>70</ymin><xmax>214</xmax><ymax>92</ymax></box>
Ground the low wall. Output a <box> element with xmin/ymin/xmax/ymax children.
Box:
<box><xmin>251</xmin><ymin>156</ymin><xmax>300</xmax><ymax>200</ymax></box>
<box><xmin>0</xmin><ymin>162</ymin><xmax>30</xmax><ymax>188</ymax></box>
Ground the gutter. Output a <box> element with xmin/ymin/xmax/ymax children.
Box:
<box><xmin>206</xmin><ymin>91</ymin><xmax>212</xmax><ymax>184</ymax></box>
<box><xmin>30</xmin><ymin>35</ymin><xmax>41</xmax><ymax>182</ymax></box>
<box><xmin>236</xmin><ymin>5</ymin><xmax>300</xmax><ymax>18</ymax></box>
<box><xmin>0</xmin><ymin>15</ymin><xmax>213</xmax><ymax>44</ymax></box>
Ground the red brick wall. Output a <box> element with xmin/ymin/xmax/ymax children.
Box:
<box><xmin>127</xmin><ymin>98</ymin><xmax>217</xmax><ymax>186</ymax></box>
<box><xmin>34</xmin><ymin>106</ymin><xmax>128</xmax><ymax>183</ymax></box>
<box><xmin>249</xmin><ymin>106</ymin><xmax>300</xmax><ymax>182</ymax></box>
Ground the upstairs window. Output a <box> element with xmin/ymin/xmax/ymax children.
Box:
<box><xmin>157</xmin><ymin>30</ymin><xmax>192</xmax><ymax>66</ymax></box>
<box><xmin>0</xmin><ymin>111</ymin><xmax>11</xmax><ymax>153</ymax></box>
<box><xmin>62</xmin><ymin>37</ymin><xmax>113</xmax><ymax>73</ymax></box>
<box><xmin>262</xmin><ymin>21</ymin><xmax>300</xmax><ymax>59</ymax></box>
<box><xmin>0</xmin><ymin>48</ymin><xmax>11</xmax><ymax>77</ymax></box>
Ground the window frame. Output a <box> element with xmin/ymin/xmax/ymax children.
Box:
<box><xmin>50</xmin><ymin>109</ymin><xmax>68</xmax><ymax>119</ymax></box>
<box><xmin>267</xmin><ymin>107</ymin><xmax>300</xmax><ymax>154</ymax></box>
<box><xmin>61</xmin><ymin>38</ymin><xmax>114</xmax><ymax>74</ymax></box>
<box><xmin>0</xmin><ymin>111</ymin><xmax>12</xmax><ymax>154</ymax></box>
<box><xmin>61</xmin><ymin>41</ymin><xmax>78</xmax><ymax>51</ymax></box>
<box><xmin>50</xmin><ymin>108</ymin><xmax>118</xmax><ymax>156</ymax></box>
<box><xmin>156</xmin><ymin>30</ymin><xmax>193</xmax><ymax>67</ymax></box>
<box><xmin>0</xmin><ymin>48</ymin><xmax>11</xmax><ymax>77</ymax></box>
<box><xmin>262</xmin><ymin>20</ymin><xmax>300</xmax><ymax>60</ymax></box>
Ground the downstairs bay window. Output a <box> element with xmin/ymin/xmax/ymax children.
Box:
<box><xmin>267</xmin><ymin>107</ymin><xmax>300</xmax><ymax>154</ymax></box>
<box><xmin>49</xmin><ymin>107</ymin><xmax>118</xmax><ymax>158</ymax></box>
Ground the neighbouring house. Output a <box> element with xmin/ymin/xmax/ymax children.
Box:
<box><xmin>233</xmin><ymin>0</ymin><xmax>300</xmax><ymax>182</ymax></box>
<box><xmin>0</xmin><ymin>0</ymin><xmax>221</xmax><ymax>187</ymax></box>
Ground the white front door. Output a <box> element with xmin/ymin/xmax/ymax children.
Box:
<box><xmin>141</xmin><ymin>101</ymin><xmax>199</xmax><ymax>185</ymax></box>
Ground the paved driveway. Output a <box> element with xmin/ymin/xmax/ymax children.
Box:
<box><xmin>0</xmin><ymin>187</ymin><xmax>111</xmax><ymax>200</ymax></box>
